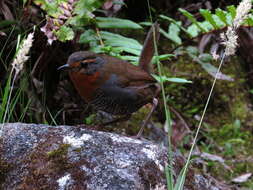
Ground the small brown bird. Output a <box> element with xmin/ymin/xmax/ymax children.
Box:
<box><xmin>59</xmin><ymin>23</ymin><xmax>160</xmax><ymax>138</ymax></box>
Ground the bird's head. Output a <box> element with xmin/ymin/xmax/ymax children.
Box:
<box><xmin>58</xmin><ymin>51</ymin><xmax>105</xmax><ymax>75</ymax></box>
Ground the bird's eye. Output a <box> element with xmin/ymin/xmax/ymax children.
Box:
<box><xmin>81</xmin><ymin>61</ymin><xmax>88</xmax><ymax>68</ymax></box>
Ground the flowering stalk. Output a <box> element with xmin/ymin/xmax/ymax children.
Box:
<box><xmin>1</xmin><ymin>32</ymin><xmax>34</xmax><ymax>128</ymax></box>
<box><xmin>221</xmin><ymin>0</ymin><xmax>252</xmax><ymax>56</ymax></box>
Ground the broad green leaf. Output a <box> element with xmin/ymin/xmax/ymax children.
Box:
<box><xmin>139</xmin><ymin>21</ymin><xmax>152</xmax><ymax>26</ymax></box>
<box><xmin>96</xmin><ymin>17</ymin><xmax>142</xmax><ymax>29</ymax></box>
<box><xmin>70</xmin><ymin>0</ymin><xmax>102</xmax><ymax>26</ymax></box>
<box><xmin>200</xmin><ymin>9</ymin><xmax>218</xmax><ymax>29</ymax></box>
<box><xmin>153</xmin><ymin>54</ymin><xmax>175</xmax><ymax>61</ymax></box>
<box><xmin>79</xmin><ymin>29</ymin><xmax>97</xmax><ymax>43</ymax></box>
<box><xmin>165</xmin><ymin>77</ymin><xmax>192</xmax><ymax>83</ymax></box>
<box><xmin>74</xmin><ymin>0</ymin><xmax>101</xmax><ymax>15</ymax></box>
<box><xmin>199</xmin><ymin>53</ymin><xmax>213</xmax><ymax>62</ymax></box>
<box><xmin>215</xmin><ymin>8</ymin><xmax>228</xmax><ymax>25</ymax></box>
<box><xmin>100</xmin><ymin>31</ymin><xmax>142</xmax><ymax>49</ymax></box>
<box><xmin>179</xmin><ymin>8</ymin><xmax>207</xmax><ymax>33</ymax></box>
<box><xmin>112</xmin><ymin>47</ymin><xmax>140</xmax><ymax>55</ymax></box>
<box><xmin>227</xmin><ymin>5</ymin><xmax>236</xmax><ymax>19</ymax></box>
<box><xmin>212</xmin><ymin>15</ymin><xmax>226</xmax><ymax>27</ymax></box>
<box><xmin>167</xmin><ymin>22</ymin><xmax>182</xmax><ymax>44</ymax></box>
<box><xmin>186</xmin><ymin>24</ymin><xmax>199</xmax><ymax>37</ymax></box>
<box><xmin>55</xmin><ymin>26</ymin><xmax>74</xmax><ymax>42</ymax></box>
<box><xmin>160</xmin><ymin>14</ymin><xmax>192</xmax><ymax>37</ymax></box>
<box><xmin>119</xmin><ymin>55</ymin><xmax>139</xmax><ymax>62</ymax></box>
<box><xmin>199</xmin><ymin>21</ymin><xmax>214</xmax><ymax>31</ymax></box>
<box><xmin>34</xmin><ymin>0</ymin><xmax>60</xmax><ymax>17</ymax></box>
<box><xmin>246</xmin><ymin>15</ymin><xmax>253</xmax><ymax>25</ymax></box>
<box><xmin>152</xmin><ymin>75</ymin><xmax>192</xmax><ymax>83</ymax></box>
<box><xmin>197</xmin><ymin>57</ymin><xmax>234</xmax><ymax>81</ymax></box>
<box><xmin>100</xmin><ymin>31</ymin><xmax>142</xmax><ymax>54</ymax></box>
<box><xmin>104</xmin><ymin>39</ymin><xmax>142</xmax><ymax>51</ymax></box>
<box><xmin>186</xmin><ymin>46</ymin><xmax>198</xmax><ymax>57</ymax></box>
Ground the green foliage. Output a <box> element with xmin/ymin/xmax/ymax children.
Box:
<box><xmin>55</xmin><ymin>26</ymin><xmax>74</xmax><ymax>42</ymax></box>
<box><xmin>160</xmin><ymin>5</ymin><xmax>253</xmax><ymax>41</ymax></box>
<box><xmin>186</xmin><ymin>46</ymin><xmax>233</xmax><ymax>81</ymax></box>
<box><xmin>96</xmin><ymin>17</ymin><xmax>142</xmax><ymax>29</ymax></box>
<box><xmin>34</xmin><ymin>0</ymin><xmax>104</xmax><ymax>41</ymax></box>
<box><xmin>0</xmin><ymin>73</ymin><xmax>12</xmax><ymax>123</ymax></box>
<box><xmin>34</xmin><ymin>0</ymin><xmax>62</xmax><ymax>17</ymax></box>
<box><xmin>34</xmin><ymin>0</ymin><xmax>143</xmax><ymax>42</ymax></box>
<box><xmin>152</xmin><ymin>75</ymin><xmax>192</xmax><ymax>84</ymax></box>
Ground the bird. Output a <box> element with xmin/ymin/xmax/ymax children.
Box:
<box><xmin>58</xmin><ymin>23</ymin><xmax>160</xmax><ymax>138</ymax></box>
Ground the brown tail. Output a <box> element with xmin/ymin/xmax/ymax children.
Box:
<box><xmin>138</xmin><ymin>22</ymin><xmax>160</xmax><ymax>74</ymax></box>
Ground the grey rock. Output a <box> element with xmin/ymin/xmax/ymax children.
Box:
<box><xmin>0</xmin><ymin>123</ymin><xmax>234</xmax><ymax>190</ymax></box>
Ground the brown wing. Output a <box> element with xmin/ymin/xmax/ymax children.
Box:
<box><xmin>99</xmin><ymin>55</ymin><xmax>156</xmax><ymax>87</ymax></box>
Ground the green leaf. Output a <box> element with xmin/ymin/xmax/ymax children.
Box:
<box><xmin>152</xmin><ymin>75</ymin><xmax>192</xmax><ymax>83</ymax></box>
<box><xmin>99</xmin><ymin>31</ymin><xmax>142</xmax><ymax>55</ymax></box>
<box><xmin>199</xmin><ymin>53</ymin><xmax>213</xmax><ymax>62</ymax></box>
<box><xmin>160</xmin><ymin>24</ymin><xmax>182</xmax><ymax>45</ymax></box>
<box><xmin>199</xmin><ymin>21</ymin><xmax>214</xmax><ymax>31</ymax></box>
<box><xmin>34</xmin><ymin>0</ymin><xmax>60</xmax><ymax>17</ymax></box>
<box><xmin>104</xmin><ymin>39</ymin><xmax>141</xmax><ymax>51</ymax></box>
<box><xmin>69</xmin><ymin>0</ymin><xmax>103</xmax><ymax>26</ymax></box>
<box><xmin>196</xmin><ymin>56</ymin><xmax>234</xmax><ymax>81</ymax></box>
<box><xmin>23</xmin><ymin>0</ymin><xmax>28</xmax><ymax>6</ymax></box>
<box><xmin>100</xmin><ymin>31</ymin><xmax>142</xmax><ymax>49</ymax></box>
<box><xmin>85</xmin><ymin>114</ymin><xmax>96</xmax><ymax>125</ymax></box>
<box><xmin>215</xmin><ymin>8</ymin><xmax>228</xmax><ymax>25</ymax></box>
<box><xmin>186</xmin><ymin>46</ymin><xmax>199</xmax><ymax>57</ymax></box>
<box><xmin>139</xmin><ymin>21</ymin><xmax>152</xmax><ymax>26</ymax></box>
<box><xmin>153</xmin><ymin>54</ymin><xmax>175</xmax><ymax>61</ymax></box>
<box><xmin>179</xmin><ymin>8</ymin><xmax>207</xmax><ymax>33</ymax></box>
<box><xmin>246</xmin><ymin>15</ymin><xmax>253</xmax><ymax>25</ymax></box>
<box><xmin>119</xmin><ymin>55</ymin><xmax>139</xmax><ymax>62</ymax></box>
<box><xmin>200</xmin><ymin>9</ymin><xmax>218</xmax><ymax>29</ymax></box>
<box><xmin>165</xmin><ymin>165</ymin><xmax>174</xmax><ymax>190</ymax></box>
<box><xmin>174</xmin><ymin>164</ymin><xmax>188</xmax><ymax>190</ymax></box>
<box><xmin>227</xmin><ymin>5</ymin><xmax>236</xmax><ymax>19</ymax></box>
<box><xmin>160</xmin><ymin>14</ymin><xmax>192</xmax><ymax>38</ymax></box>
<box><xmin>96</xmin><ymin>17</ymin><xmax>142</xmax><ymax>29</ymax></box>
<box><xmin>79</xmin><ymin>29</ymin><xmax>97</xmax><ymax>43</ymax></box>
<box><xmin>55</xmin><ymin>25</ymin><xmax>74</xmax><ymax>42</ymax></box>
<box><xmin>167</xmin><ymin>22</ymin><xmax>182</xmax><ymax>44</ymax></box>
<box><xmin>112</xmin><ymin>47</ymin><xmax>140</xmax><ymax>55</ymax></box>
<box><xmin>212</xmin><ymin>15</ymin><xmax>226</xmax><ymax>27</ymax></box>
<box><xmin>0</xmin><ymin>20</ymin><xmax>16</xmax><ymax>28</ymax></box>
<box><xmin>186</xmin><ymin>24</ymin><xmax>200</xmax><ymax>37</ymax></box>
<box><xmin>249</xmin><ymin>89</ymin><xmax>253</xmax><ymax>94</ymax></box>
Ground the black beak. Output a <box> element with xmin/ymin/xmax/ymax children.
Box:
<box><xmin>57</xmin><ymin>63</ymin><xmax>70</xmax><ymax>71</ymax></box>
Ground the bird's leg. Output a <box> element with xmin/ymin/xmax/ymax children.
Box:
<box><xmin>100</xmin><ymin>114</ymin><xmax>132</xmax><ymax>126</ymax></box>
<box><xmin>136</xmin><ymin>98</ymin><xmax>158</xmax><ymax>138</ymax></box>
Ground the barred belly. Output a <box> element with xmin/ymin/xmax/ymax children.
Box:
<box><xmin>90</xmin><ymin>88</ymin><xmax>143</xmax><ymax>115</ymax></box>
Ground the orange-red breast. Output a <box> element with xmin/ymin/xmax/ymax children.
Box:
<box><xmin>59</xmin><ymin>23</ymin><xmax>160</xmax><ymax>137</ymax></box>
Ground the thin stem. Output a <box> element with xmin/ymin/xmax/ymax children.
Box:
<box><xmin>178</xmin><ymin>52</ymin><xmax>226</xmax><ymax>189</ymax></box>
<box><xmin>2</xmin><ymin>68</ymin><xmax>17</xmax><ymax>123</ymax></box>
<box><xmin>146</xmin><ymin>0</ymin><xmax>174</xmax><ymax>189</ymax></box>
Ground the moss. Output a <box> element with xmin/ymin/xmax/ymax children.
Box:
<box><xmin>47</xmin><ymin>143</ymin><xmax>70</xmax><ymax>159</ymax></box>
<box><xmin>47</xmin><ymin>143</ymin><xmax>72</xmax><ymax>172</ymax></box>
